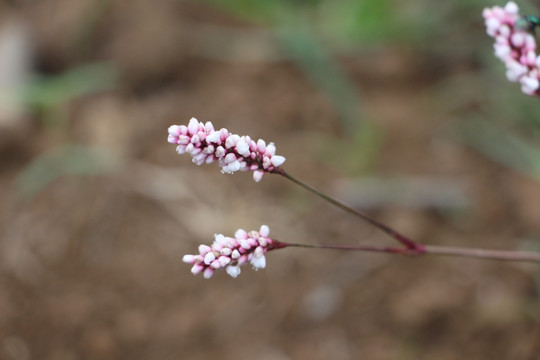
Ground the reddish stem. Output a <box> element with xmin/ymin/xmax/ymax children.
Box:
<box><xmin>274</xmin><ymin>167</ymin><xmax>422</xmax><ymax>251</ymax></box>
<box><xmin>270</xmin><ymin>168</ymin><xmax>540</xmax><ymax>264</ymax></box>
<box><xmin>275</xmin><ymin>241</ymin><xmax>540</xmax><ymax>263</ymax></box>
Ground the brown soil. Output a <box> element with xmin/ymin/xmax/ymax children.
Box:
<box><xmin>1</xmin><ymin>1</ymin><xmax>539</xmax><ymax>359</ymax></box>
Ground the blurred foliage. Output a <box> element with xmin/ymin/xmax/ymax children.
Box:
<box><xmin>15</xmin><ymin>63</ymin><xmax>117</xmax><ymax>197</ymax></box>
<box><xmin>209</xmin><ymin>0</ymin><xmax>405</xmax><ymax>41</ymax></box>
<box><xmin>16</xmin><ymin>145</ymin><xmax>117</xmax><ymax>198</ymax></box>
<box><xmin>320</xmin><ymin>122</ymin><xmax>383</xmax><ymax>175</ymax></box>
<box><xmin>427</xmin><ymin>0</ymin><xmax>540</xmax><ymax>183</ymax></box>
<box><xmin>199</xmin><ymin>0</ymin><xmax>540</xmax><ymax>181</ymax></box>
<box><xmin>440</xmin><ymin>49</ymin><xmax>540</xmax><ymax>181</ymax></box>
<box><xmin>458</xmin><ymin>117</ymin><xmax>540</xmax><ymax>177</ymax></box>
<box><xmin>203</xmin><ymin>0</ymin><xmax>493</xmax><ymax>47</ymax></box>
<box><xmin>69</xmin><ymin>0</ymin><xmax>115</xmax><ymax>54</ymax></box>
<box><xmin>275</xmin><ymin>25</ymin><xmax>362</xmax><ymax>135</ymax></box>
<box><xmin>23</xmin><ymin>63</ymin><xmax>116</xmax><ymax>128</ymax></box>
<box><xmin>205</xmin><ymin>0</ymin><xmax>413</xmax><ymax>45</ymax></box>
<box><xmin>200</xmin><ymin>0</ymin><xmax>504</xmax><ymax>178</ymax></box>
<box><xmin>202</xmin><ymin>0</ymin><xmax>403</xmax><ymax>176</ymax></box>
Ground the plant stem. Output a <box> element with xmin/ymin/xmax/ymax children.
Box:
<box><xmin>273</xmin><ymin>168</ymin><xmax>540</xmax><ymax>264</ymax></box>
<box><xmin>281</xmin><ymin>242</ymin><xmax>540</xmax><ymax>263</ymax></box>
<box><xmin>275</xmin><ymin>168</ymin><xmax>422</xmax><ymax>251</ymax></box>
<box><xmin>422</xmin><ymin>245</ymin><xmax>540</xmax><ymax>262</ymax></box>
<box><xmin>283</xmin><ymin>242</ymin><xmax>417</xmax><ymax>254</ymax></box>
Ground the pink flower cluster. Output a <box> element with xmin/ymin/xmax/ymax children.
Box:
<box><xmin>182</xmin><ymin>225</ymin><xmax>283</xmax><ymax>279</ymax></box>
<box><xmin>168</xmin><ymin>118</ymin><xmax>286</xmax><ymax>182</ymax></box>
<box><xmin>483</xmin><ymin>2</ymin><xmax>540</xmax><ymax>96</ymax></box>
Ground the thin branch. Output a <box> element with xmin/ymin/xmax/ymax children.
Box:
<box><xmin>275</xmin><ymin>167</ymin><xmax>422</xmax><ymax>251</ymax></box>
<box><xmin>272</xmin><ymin>168</ymin><xmax>540</xmax><ymax>264</ymax></box>
<box><xmin>422</xmin><ymin>245</ymin><xmax>540</xmax><ymax>263</ymax></box>
<box><xmin>281</xmin><ymin>241</ymin><xmax>540</xmax><ymax>263</ymax></box>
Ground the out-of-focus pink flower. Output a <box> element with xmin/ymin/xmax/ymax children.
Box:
<box><xmin>168</xmin><ymin>118</ymin><xmax>286</xmax><ymax>182</ymax></box>
<box><xmin>182</xmin><ymin>225</ymin><xmax>284</xmax><ymax>279</ymax></box>
<box><xmin>483</xmin><ymin>2</ymin><xmax>540</xmax><ymax>96</ymax></box>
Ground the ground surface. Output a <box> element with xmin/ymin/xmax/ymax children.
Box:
<box><xmin>0</xmin><ymin>1</ymin><xmax>540</xmax><ymax>359</ymax></box>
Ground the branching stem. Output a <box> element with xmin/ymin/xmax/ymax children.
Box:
<box><xmin>276</xmin><ymin>168</ymin><xmax>422</xmax><ymax>251</ymax></box>
<box><xmin>278</xmin><ymin>242</ymin><xmax>540</xmax><ymax>263</ymax></box>
<box><xmin>274</xmin><ymin>167</ymin><xmax>540</xmax><ymax>264</ymax></box>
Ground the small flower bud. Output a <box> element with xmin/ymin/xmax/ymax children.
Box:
<box><xmin>203</xmin><ymin>267</ymin><xmax>215</xmax><ymax>279</ymax></box>
<box><xmin>191</xmin><ymin>264</ymin><xmax>204</xmax><ymax>275</ymax></box>
<box><xmin>218</xmin><ymin>256</ymin><xmax>231</xmax><ymax>267</ymax></box>
<box><xmin>204</xmin><ymin>252</ymin><xmax>216</xmax><ymax>265</ymax></box>
<box><xmin>259</xmin><ymin>225</ymin><xmax>270</xmax><ymax>237</ymax></box>
<box><xmin>271</xmin><ymin>155</ymin><xmax>286</xmax><ymax>167</ymax></box>
<box><xmin>226</xmin><ymin>265</ymin><xmax>241</xmax><ymax>278</ymax></box>
<box><xmin>252</xmin><ymin>170</ymin><xmax>264</xmax><ymax>182</ymax></box>
<box><xmin>235</xmin><ymin>229</ymin><xmax>248</xmax><ymax>240</ymax></box>
<box><xmin>236</xmin><ymin>138</ymin><xmax>250</xmax><ymax>157</ymax></box>
<box><xmin>198</xmin><ymin>244</ymin><xmax>212</xmax><ymax>254</ymax></box>
<box><xmin>251</xmin><ymin>254</ymin><xmax>266</xmax><ymax>269</ymax></box>
<box><xmin>188</xmin><ymin>118</ymin><xmax>200</xmax><ymax>135</ymax></box>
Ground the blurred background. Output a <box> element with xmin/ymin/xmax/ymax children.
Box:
<box><xmin>1</xmin><ymin>0</ymin><xmax>540</xmax><ymax>359</ymax></box>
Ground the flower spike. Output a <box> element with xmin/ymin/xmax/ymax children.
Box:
<box><xmin>168</xmin><ymin>118</ymin><xmax>286</xmax><ymax>182</ymax></box>
<box><xmin>483</xmin><ymin>2</ymin><xmax>540</xmax><ymax>96</ymax></box>
<box><xmin>182</xmin><ymin>225</ymin><xmax>286</xmax><ymax>279</ymax></box>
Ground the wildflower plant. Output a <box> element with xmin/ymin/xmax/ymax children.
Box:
<box><xmin>169</xmin><ymin>2</ymin><xmax>540</xmax><ymax>279</ymax></box>
<box><xmin>169</xmin><ymin>119</ymin><xmax>540</xmax><ymax>279</ymax></box>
